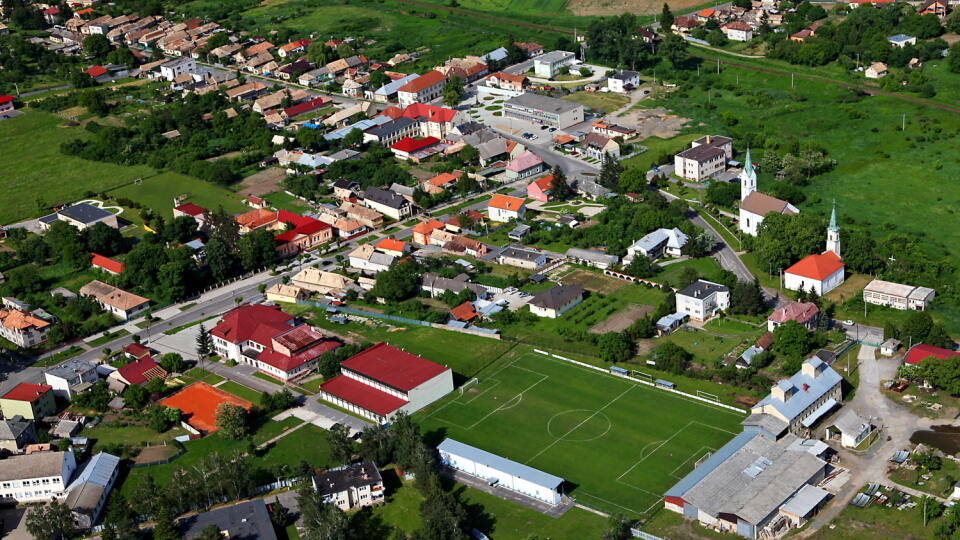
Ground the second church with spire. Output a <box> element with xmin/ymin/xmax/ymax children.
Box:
<box><xmin>737</xmin><ymin>148</ymin><xmax>800</xmax><ymax>236</ymax></box>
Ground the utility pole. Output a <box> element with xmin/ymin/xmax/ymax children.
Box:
<box><xmin>902</xmin><ymin>113</ymin><xmax>906</xmax><ymax>131</ymax></box>
<box><xmin>717</xmin><ymin>58</ymin><xmax>720</xmax><ymax>74</ymax></box>
<box><xmin>791</xmin><ymin>73</ymin><xmax>795</xmax><ymax>88</ymax></box>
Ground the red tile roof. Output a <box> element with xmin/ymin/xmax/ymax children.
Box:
<box><xmin>85</xmin><ymin>65</ymin><xmax>107</xmax><ymax>78</ymax></box>
<box><xmin>401</xmin><ymin>103</ymin><xmax>457</xmax><ymax>124</ymax></box>
<box><xmin>339</xmin><ymin>342</ymin><xmax>449</xmax><ymax>391</ymax></box>
<box><xmin>43</xmin><ymin>6</ymin><xmax>60</xmax><ymax>14</ymax></box>
<box><xmin>380</xmin><ymin>106</ymin><xmax>404</xmax><ymax>120</ymax></box>
<box><xmin>258</xmin><ymin>339</ymin><xmax>340</xmax><ymax>372</ymax></box>
<box><xmin>283</xmin><ymin>96</ymin><xmax>331</xmax><ymax>118</ymax></box>
<box><xmin>450</xmin><ymin>301</ymin><xmax>477</xmax><ymax>321</ymax></box>
<box><xmin>697</xmin><ymin>8</ymin><xmax>715</xmax><ymax>17</ymax></box>
<box><xmin>91</xmin><ymin>253</ymin><xmax>124</xmax><ymax>274</ymax></box>
<box><xmin>280</xmin><ymin>38</ymin><xmax>312</xmax><ymax>52</ymax></box>
<box><xmin>391</xmin><ymin>137</ymin><xmax>440</xmax><ymax>153</ymax></box>
<box><xmin>398</xmin><ymin>70</ymin><xmax>446</xmax><ymax>93</ymax></box>
<box><xmin>159</xmin><ymin>382</ymin><xmax>252</xmax><ymax>433</ymax></box>
<box><xmin>904</xmin><ymin>344</ymin><xmax>960</xmax><ymax>365</ymax></box>
<box><xmin>488</xmin><ymin>194</ymin><xmax>525</xmax><ymax>212</ymax></box>
<box><xmin>117</xmin><ymin>357</ymin><xmax>166</xmax><ymax>385</ymax></box>
<box><xmin>0</xmin><ymin>95</ymin><xmax>13</xmax><ymax>104</ymax></box>
<box><xmin>174</xmin><ymin>202</ymin><xmax>206</xmax><ymax>217</ymax></box>
<box><xmin>210</xmin><ymin>304</ymin><xmax>293</xmax><ymax>344</ymax></box>
<box><xmin>412</xmin><ymin>219</ymin><xmax>446</xmax><ymax>237</ymax></box>
<box><xmin>124</xmin><ymin>343</ymin><xmax>151</xmax><ymax>359</ymax></box>
<box><xmin>236</xmin><ymin>208</ymin><xmax>278</xmax><ymax>230</ymax></box>
<box><xmin>427</xmin><ymin>172</ymin><xmax>459</xmax><ymax>187</ymax></box>
<box><xmin>376</xmin><ymin>237</ymin><xmax>408</xmax><ymax>253</ymax></box>
<box><xmin>767</xmin><ymin>301</ymin><xmax>819</xmax><ymax>324</ymax></box>
<box><xmin>784</xmin><ymin>251</ymin><xmax>844</xmax><ymax>281</ymax></box>
<box><xmin>320</xmin><ymin>375</ymin><xmax>408</xmax><ymax>416</ymax></box>
<box><xmin>531</xmin><ymin>174</ymin><xmax>554</xmax><ymax>192</ymax></box>
<box><xmin>1</xmin><ymin>383</ymin><xmax>52</xmax><ymax>403</ymax></box>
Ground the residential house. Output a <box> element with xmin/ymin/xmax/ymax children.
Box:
<box><xmin>919</xmin><ymin>0</ymin><xmax>948</xmax><ymax>17</ymax></box>
<box><xmin>581</xmin><ymin>132</ymin><xmax>620</xmax><ymax>160</ymax></box>
<box><xmin>484</xmin><ymin>72</ymin><xmax>529</xmax><ymax>92</ymax></box>
<box><xmin>0</xmin><ymin>451</ymin><xmax>77</xmax><ymax>503</ymax></box>
<box><xmin>420</xmin><ymin>273</ymin><xmax>488</xmax><ymax>299</ymax></box>
<box><xmin>865</xmin><ymin>62</ymin><xmax>888</xmax><ymax>79</ymax></box>
<box><xmin>224</xmin><ymin>81</ymin><xmax>268</xmax><ymax>101</ymax></box>
<box><xmin>0</xmin><ymin>308</ymin><xmax>51</xmax><ymax>348</ymax></box>
<box><xmin>827</xmin><ymin>409</ymin><xmax>872</xmax><ymax>449</ymax></box>
<box><xmin>888</xmin><ymin>34</ymin><xmax>916</xmax><ymax>48</ymax></box>
<box><xmin>159</xmin><ymin>57</ymin><xmax>196</xmax><ymax>81</ymax></box>
<box><xmin>39</xmin><ymin>203</ymin><xmax>119</xmax><ymax>231</ymax></box>
<box><xmin>363</xmin><ymin>187</ymin><xmax>413</xmax><ymax>220</ymax></box>
<box><xmin>317</xmin><ymin>342</ymin><xmax>454</xmax><ymax>423</ymax></box>
<box><xmin>173</xmin><ymin>202</ymin><xmax>208</xmax><ymax>226</ymax></box>
<box><xmin>607</xmin><ymin>70</ymin><xmax>639</xmax><ymax>93</ymax></box>
<box><xmin>592</xmin><ymin>119</ymin><xmax>636</xmax><ymax>138</ymax></box>
<box><xmin>44</xmin><ymin>358</ymin><xmax>98</xmax><ymax>400</ymax></box>
<box><xmin>292</xmin><ymin>268</ymin><xmax>357</xmax><ymax>295</ymax></box>
<box><xmin>273</xmin><ymin>212</ymin><xmax>333</xmax><ymax>257</ymax></box>
<box><xmin>488</xmin><ymin>194</ymin><xmax>526</xmax><ymax>222</ymax></box>
<box><xmin>442</xmin><ymin>236</ymin><xmax>489</xmax><ymax>258</ymax></box>
<box><xmin>348</xmin><ymin>244</ymin><xmax>395</xmax><ymax>275</ymax></box>
<box><xmin>278</xmin><ymin>38</ymin><xmax>311</xmax><ymax>58</ymax></box>
<box><xmin>265</xmin><ymin>283</ymin><xmax>307</xmax><ymax>304</ymax></box>
<box><xmin>375</xmin><ymin>238</ymin><xmax>409</xmax><ymax>258</ymax></box>
<box><xmin>333</xmin><ymin>179</ymin><xmax>361</xmax><ymax>200</ymax></box>
<box><xmin>671</xmin><ymin>16</ymin><xmax>701</xmax><ymax>33</ymax></box>
<box><xmin>334</xmin><ymin>218</ymin><xmax>366</xmax><ymax>239</ymax></box>
<box><xmin>527</xmin><ymin>174</ymin><xmax>555</xmax><ymax>202</ymax></box>
<box><xmin>397</xmin><ymin>70</ymin><xmax>447</xmax><ymax>109</ymax></box>
<box><xmin>0</xmin><ymin>383</ymin><xmax>56</xmax><ymax>420</ymax></box>
<box><xmin>236</xmin><ymin>208</ymin><xmax>279</xmax><ymax>234</ymax></box>
<box><xmin>532</xmin><ymin>50</ymin><xmax>575</xmax><ymax>78</ymax></box>
<box><xmin>767</xmin><ymin>302</ymin><xmax>820</xmax><ymax>333</ymax></box>
<box><xmin>625</xmin><ymin>227</ymin><xmax>689</xmax><ymax>261</ymax></box>
<box><xmin>722</xmin><ymin>21</ymin><xmax>754</xmax><ymax>41</ymax></box>
<box><xmin>505</xmin><ymin>150</ymin><xmax>547</xmax><ymax>180</ymax></box>
<box><xmin>565</xmin><ymin>248</ymin><xmax>619</xmax><ymax>270</ymax></box>
<box><xmin>283</xmin><ymin>96</ymin><xmax>332</xmax><ymax>119</ymax></box>
<box><xmin>514</xmin><ymin>42</ymin><xmax>545</xmax><ymax>56</ymax></box>
<box><xmin>179</xmin><ymin>500</ymin><xmax>278</xmax><ymax>540</ymax></box>
<box><xmin>674</xmin><ymin>135</ymin><xmax>732</xmax><ymax>181</ymax></box>
<box><xmin>676</xmin><ymin>280</ymin><xmax>730</xmax><ymax>321</ymax></box>
<box><xmin>504</xmin><ymin>93</ymin><xmax>584</xmax><ymax>129</ymax></box>
<box><xmin>78</xmin><ymin>280</ymin><xmax>151</xmax><ymax>320</ymax></box>
<box><xmin>106</xmin><ymin>357</ymin><xmax>166</xmax><ymax>391</ymax></box>
<box><xmin>312</xmin><ymin>462</ymin><xmax>385</xmax><ymax>511</ymax></box>
<box><xmin>0</xmin><ymin>416</ymin><xmax>36</xmax><ymax>454</ymax></box>
<box><xmin>369</xmin><ymin>73</ymin><xmax>418</xmax><ymax>103</ymax></box>
<box><xmin>341</xmin><ymin>202</ymin><xmax>384</xmax><ymax>228</ymax></box>
<box><xmin>65</xmin><ymin>452</ymin><xmax>120</xmax><ymax>529</ymax></box>
<box><xmin>497</xmin><ymin>245</ymin><xmax>547</xmax><ymax>270</ymax></box>
<box><xmin>529</xmin><ymin>285</ymin><xmax>584</xmax><ymax>318</ymax></box>
<box><xmin>862</xmin><ymin>279</ymin><xmax>935</xmax><ymax>311</ymax></box>
<box><xmin>696</xmin><ymin>7</ymin><xmax>716</xmax><ymax>21</ymax></box>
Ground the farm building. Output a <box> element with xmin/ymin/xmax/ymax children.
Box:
<box><xmin>747</xmin><ymin>357</ymin><xmax>842</xmax><ymax>437</ymax></box>
<box><xmin>862</xmin><ymin>279</ymin><xmax>935</xmax><ymax>311</ymax></box>
<box><xmin>903</xmin><ymin>343</ymin><xmax>960</xmax><ymax>365</ymax></box>
<box><xmin>565</xmin><ymin>248</ymin><xmax>619</xmax><ymax>269</ymax></box>
<box><xmin>437</xmin><ymin>438</ymin><xmax>565</xmax><ymax>504</ymax></box>
<box><xmin>318</xmin><ymin>343</ymin><xmax>453</xmax><ymax>423</ymax></box>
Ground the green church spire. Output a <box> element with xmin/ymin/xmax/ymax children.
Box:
<box><xmin>744</xmin><ymin>146</ymin><xmax>753</xmax><ymax>174</ymax></box>
<box><xmin>828</xmin><ymin>200</ymin><xmax>839</xmax><ymax>232</ymax></box>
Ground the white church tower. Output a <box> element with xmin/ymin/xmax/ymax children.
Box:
<box><xmin>826</xmin><ymin>200</ymin><xmax>841</xmax><ymax>257</ymax></box>
<box><xmin>740</xmin><ymin>147</ymin><xmax>757</xmax><ymax>201</ymax></box>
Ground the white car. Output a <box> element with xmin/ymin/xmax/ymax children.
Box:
<box><xmin>842</xmin><ymin>320</ymin><xmax>855</xmax><ymax>326</ymax></box>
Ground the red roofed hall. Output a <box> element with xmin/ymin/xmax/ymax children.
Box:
<box><xmin>0</xmin><ymin>383</ymin><xmax>56</xmax><ymax>420</ymax></box>
<box><xmin>283</xmin><ymin>96</ymin><xmax>332</xmax><ymax>118</ymax></box>
<box><xmin>210</xmin><ymin>303</ymin><xmax>341</xmax><ymax>381</ymax></box>
<box><xmin>784</xmin><ymin>251</ymin><xmax>845</xmax><ymax>296</ymax></box>
<box><xmin>84</xmin><ymin>65</ymin><xmax>107</xmax><ymax>78</ymax></box>
<box><xmin>109</xmin><ymin>357</ymin><xmax>167</xmax><ymax>388</ymax></box>
<box><xmin>318</xmin><ymin>342</ymin><xmax>454</xmax><ymax>423</ymax></box>
<box><xmin>124</xmin><ymin>342</ymin><xmax>151</xmax><ymax>360</ymax></box>
<box><xmin>91</xmin><ymin>253</ymin><xmax>124</xmax><ymax>275</ymax></box>
<box><xmin>390</xmin><ymin>137</ymin><xmax>441</xmax><ymax>161</ymax></box>
<box><xmin>159</xmin><ymin>382</ymin><xmax>253</xmax><ymax>434</ymax></box>
<box><xmin>904</xmin><ymin>344</ymin><xmax>960</xmax><ymax>366</ymax></box>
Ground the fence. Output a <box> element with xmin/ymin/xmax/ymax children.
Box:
<box><xmin>533</xmin><ymin>349</ymin><xmax>747</xmax><ymax>414</ymax></box>
<box><xmin>297</xmin><ymin>300</ymin><xmax>502</xmax><ymax>339</ymax></box>
<box><xmin>602</xmin><ymin>269</ymin><xmax>677</xmax><ymax>292</ymax></box>
<box><xmin>631</xmin><ymin>529</ymin><xmax>667</xmax><ymax>540</ymax></box>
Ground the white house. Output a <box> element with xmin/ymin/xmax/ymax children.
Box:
<box><xmin>487</xmin><ymin>194</ymin><xmax>526</xmax><ymax>222</ymax></box>
<box><xmin>159</xmin><ymin>57</ymin><xmax>197</xmax><ymax>82</ymax></box>
<box><xmin>312</xmin><ymin>462</ymin><xmax>384</xmax><ymax>511</ymax></box>
<box><xmin>784</xmin><ymin>205</ymin><xmax>844</xmax><ymax>296</ymax></box>
<box><xmin>496</xmin><ymin>246</ymin><xmax>547</xmax><ymax>270</ymax></box>
<box><xmin>44</xmin><ymin>358</ymin><xmax>98</xmax><ymax>400</ymax></box>
<box><xmin>78</xmin><ymin>281</ymin><xmax>150</xmax><ymax>321</ymax></box>
<box><xmin>865</xmin><ymin>62</ymin><xmax>888</xmax><ymax>79</ymax></box>
<box><xmin>674</xmin><ymin>135</ymin><xmax>732</xmax><ymax>181</ymax></box>
<box><xmin>828</xmin><ymin>409</ymin><xmax>872</xmax><ymax>449</ymax></box>
<box><xmin>348</xmin><ymin>244</ymin><xmax>395</xmax><ymax>275</ymax></box>
<box><xmin>0</xmin><ymin>451</ymin><xmax>77</xmax><ymax>503</ymax></box>
<box><xmin>529</xmin><ymin>285</ymin><xmax>584</xmax><ymax>318</ymax></box>
<box><xmin>888</xmin><ymin>34</ymin><xmax>916</xmax><ymax>48</ymax></box>
<box><xmin>676</xmin><ymin>280</ymin><xmax>730</xmax><ymax>321</ymax></box>
<box><xmin>722</xmin><ymin>21</ymin><xmax>754</xmax><ymax>41</ymax></box>
<box><xmin>532</xmin><ymin>50</ymin><xmax>575</xmax><ymax>78</ymax></box>
<box><xmin>625</xmin><ymin>228</ymin><xmax>689</xmax><ymax>262</ymax></box>
<box><xmin>438</xmin><ymin>438</ymin><xmax>565</xmax><ymax>505</ymax></box>
<box><xmin>607</xmin><ymin>70</ymin><xmax>639</xmax><ymax>93</ymax></box>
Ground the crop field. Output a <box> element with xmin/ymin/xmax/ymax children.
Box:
<box><xmin>0</xmin><ymin>111</ymin><xmax>154</xmax><ymax>224</ymax></box>
<box><xmin>418</xmin><ymin>351</ymin><xmax>744</xmax><ymax>517</ymax></box>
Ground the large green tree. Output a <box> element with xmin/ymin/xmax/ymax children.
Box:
<box><xmin>442</xmin><ymin>75</ymin><xmax>465</xmax><ymax>107</ymax></box>
<box><xmin>754</xmin><ymin>212</ymin><xmax>824</xmax><ymax>273</ymax></box>
<box><xmin>772</xmin><ymin>320</ymin><xmax>811</xmax><ymax>359</ymax></box>
<box><xmin>215</xmin><ymin>403</ymin><xmax>248</xmax><ymax>439</ymax></box>
<box><xmin>26</xmin><ymin>501</ymin><xmax>74</xmax><ymax>540</ymax></box>
<box><xmin>598</xmin><ymin>332</ymin><xmax>633</xmax><ymax>363</ymax></box>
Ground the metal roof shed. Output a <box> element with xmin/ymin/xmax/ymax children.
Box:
<box><xmin>780</xmin><ymin>484</ymin><xmax>830</xmax><ymax>522</ymax></box>
<box><xmin>437</xmin><ymin>438</ymin><xmax>564</xmax><ymax>504</ymax></box>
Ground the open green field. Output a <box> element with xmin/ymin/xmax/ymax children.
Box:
<box><xmin>621</xmin><ymin>132</ymin><xmax>702</xmax><ymax>172</ymax></box>
<box><xmin>562</xmin><ymin>91</ymin><xmax>630</xmax><ymax>113</ymax></box>
<box><xmin>218</xmin><ymin>380</ymin><xmax>264</xmax><ymax>403</ymax></box>
<box><xmin>0</xmin><ymin>111</ymin><xmax>154</xmax><ymax>224</ymax></box>
<box><xmin>109</xmin><ymin>171</ymin><xmax>246</xmax><ymax>218</ymax></box>
<box><xmin>418</xmin><ymin>351</ymin><xmax>743</xmax><ymax>517</ymax></box>
<box><xmin>262</xmin><ymin>190</ymin><xmax>309</xmax><ymax>213</ymax></box>
<box><xmin>656</xmin><ymin>257</ymin><xmax>725</xmax><ymax>288</ymax></box>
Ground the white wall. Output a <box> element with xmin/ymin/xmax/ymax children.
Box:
<box><xmin>402</xmin><ymin>369</ymin><xmax>454</xmax><ymax>414</ymax></box>
<box><xmin>785</xmin><ymin>268</ymin><xmax>844</xmax><ymax>296</ymax></box>
<box><xmin>439</xmin><ymin>451</ymin><xmax>561</xmax><ymax>504</ymax></box>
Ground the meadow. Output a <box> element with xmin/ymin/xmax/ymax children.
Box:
<box><xmin>0</xmin><ymin>111</ymin><xmax>154</xmax><ymax>224</ymax></box>
<box><xmin>109</xmin><ymin>171</ymin><xmax>247</xmax><ymax>218</ymax></box>
<box><xmin>418</xmin><ymin>350</ymin><xmax>744</xmax><ymax>517</ymax></box>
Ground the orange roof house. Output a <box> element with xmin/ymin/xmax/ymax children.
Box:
<box><xmin>412</xmin><ymin>219</ymin><xmax>446</xmax><ymax>245</ymax></box>
<box><xmin>91</xmin><ymin>253</ymin><xmax>124</xmax><ymax>275</ymax></box>
<box><xmin>450</xmin><ymin>301</ymin><xmax>478</xmax><ymax>322</ymax></box>
<box><xmin>235</xmin><ymin>208</ymin><xmax>279</xmax><ymax>233</ymax></box>
<box><xmin>375</xmin><ymin>237</ymin><xmax>409</xmax><ymax>256</ymax></box>
<box><xmin>527</xmin><ymin>174</ymin><xmax>555</xmax><ymax>203</ymax></box>
<box><xmin>159</xmin><ymin>382</ymin><xmax>252</xmax><ymax>434</ymax></box>
<box><xmin>487</xmin><ymin>194</ymin><xmax>526</xmax><ymax>222</ymax></box>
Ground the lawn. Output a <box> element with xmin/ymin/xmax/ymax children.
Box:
<box><xmin>88</xmin><ymin>329</ymin><xmax>130</xmax><ymax>347</ymax></box>
<box><xmin>252</xmin><ymin>416</ymin><xmax>305</xmax><ymax>445</ymax></box>
<box><xmin>0</xmin><ymin>111</ymin><xmax>154</xmax><ymax>224</ymax></box>
<box><xmin>109</xmin><ymin>171</ymin><xmax>246</xmax><ymax>219</ymax></box>
<box><xmin>659</xmin><ymin>327</ymin><xmax>746</xmax><ymax>364</ymax></box>
<box><xmin>262</xmin><ymin>190</ymin><xmax>310</xmax><ymax>213</ymax></box>
<box><xmin>181</xmin><ymin>368</ymin><xmax>226</xmax><ymax>386</ymax></box>
<box><xmin>32</xmin><ymin>346</ymin><xmax>85</xmax><ymax>367</ymax></box>
<box><xmin>417</xmin><ymin>350</ymin><xmax>744</xmax><ymax>517</ymax></box>
<box><xmin>656</xmin><ymin>257</ymin><xmax>726</xmax><ymax>288</ymax></box>
<box><xmin>621</xmin><ymin>133</ymin><xmax>702</xmax><ymax>173</ymax></box>
<box><xmin>561</xmin><ymin>91</ymin><xmax>630</xmax><ymax>113</ymax></box>
<box><xmin>218</xmin><ymin>380</ymin><xmax>265</xmax><ymax>403</ymax></box>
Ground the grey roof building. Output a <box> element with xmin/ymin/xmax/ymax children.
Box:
<box><xmin>565</xmin><ymin>247</ymin><xmax>619</xmax><ymax>269</ymax></box>
<box><xmin>504</xmin><ymin>93</ymin><xmax>584</xmax><ymax>129</ymax></box>
<box><xmin>421</xmin><ymin>273</ymin><xmax>488</xmax><ymax>298</ymax></box>
<box><xmin>312</xmin><ymin>461</ymin><xmax>385</xmax><ymax>510</ymax></box>
<box><xmin>364</xmin><ymin>186</ymin><xmax>410</xmax><ymax>210</ymax></box>
<box><xmin>0</xmin><ymin>415</ymin><xmax>36</xmax><ymax>453</ymax></box>
<box><xmin>179</xmin><ymin>499</ymin><xmax>278</xmax><ymax>540</ymax></box>
<box><xmin>749</xmin><ymin>357</ymin><xmax>843</xmax><ymax>436</ymax></box>
<box><xmin>44</xmin><ymin>357</ymin><xmax>98</xmax><ymax>399</ymax></box>
<box><xmin>529</xmin><ymin>285</ymin><xmax>584</xmax><ymax>318</ymax></box>
<box><xmin>40</xmin><ymin>203</ymin><xmax>118</xmax><ymax>232</ymax></box>
<box><xmin>65</xmin><ymin>452</ymin><xmax>120</xmax><ymax>529</ymax></box>
<box><xmin>438</xmin><ymin>438</ymin><xmax>565</xmax><ymax>504</ymax></box>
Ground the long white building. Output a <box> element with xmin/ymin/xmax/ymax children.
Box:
<box><xmin>0</xmin><ymin>451</ymin><xmax>77</xmax><ymax>503</ymax></box>
<box><xmin>437</xmin><ymin>438</ymin><xmax>565</xmax><ymax>504</ymax></box>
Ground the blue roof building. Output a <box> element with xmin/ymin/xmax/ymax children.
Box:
<box><xmin>64</xmin><ymin>452</ymin><xmax>120</xmax><ymax>529</ymax></box>
<box><xmin>437</xmin><ymin>438</ymin><xmax>564</xmax><ymax>504</ymax></box>
<box><xmin>748</xmin><ymin>357</ymin><xmax>842</xmax><ymax>436</ymax></box>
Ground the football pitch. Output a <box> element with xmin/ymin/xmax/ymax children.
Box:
<box><xmin>419</xmin><ymin>352</ymin><xmax>745</xmax><ymax>517</ymax></box>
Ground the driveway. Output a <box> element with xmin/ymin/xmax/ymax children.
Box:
<box><xmin>836</xmin><ymin>321</ymin><xmax>884</xmax><ymax>345</ymax></box>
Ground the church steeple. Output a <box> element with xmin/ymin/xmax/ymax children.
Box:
<box><xmin>740</xmin><ymin>147</ymin><xmax>757</xmax><ymax>201</ymax></box>
<box><xmin>826</xmin><ymin>200</ymin><xmax>841</xmax><ymax>257</ymax></box>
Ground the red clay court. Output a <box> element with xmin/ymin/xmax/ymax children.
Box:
<box><xmin>159</xmin><ymin>382</ymin><xmax>252</xmax><ymax>434</ymax></box>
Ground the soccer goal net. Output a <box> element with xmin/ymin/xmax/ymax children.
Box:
<box><xmin>631</xmin><ymin>371</ymin><xmax>654</xmax><ymax>383</ymax></box>
<box><xmin>696</xmin><ymin>390</ymin><xmax>721</xmax><ymax>404</ymax></box>
<box><xmin>459</xmin><ymin>378</ymin><xmax>479</xmax><ymax>395</ymax></box>
<box><xmin>694</xmin><ymin>451</ymin><xmax>713</xmax><ymax>468</ymax></box>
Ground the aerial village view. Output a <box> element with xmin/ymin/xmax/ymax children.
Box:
<box><xmin>0</xmin><ymin>0</ymin><xmax>959</xmax><ymax>537</ymax></box>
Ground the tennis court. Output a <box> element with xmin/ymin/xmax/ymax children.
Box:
<box><xmin>419</xmin><ymin>352</ymin><xmax>744</xmax><ymax>517</ymax></box>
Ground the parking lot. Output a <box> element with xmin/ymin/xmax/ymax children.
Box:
<box><xmin>491</xmin><ymin>288</ymin><xmax>533</xmax><ymax>312</ymax></box>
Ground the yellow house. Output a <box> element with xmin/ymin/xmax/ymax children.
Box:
<box><xmin>266</xmin><ymin>283</ymin><xmax>307</xmax><ymax>304</ymax></box>
<box><xmin>0</xmin><ymin>383</ymin><xmax>56</xmax><ymax>420</ymax></box>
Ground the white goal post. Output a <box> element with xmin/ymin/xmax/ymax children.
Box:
<box><xmin>631</xmin><ymin>371</ymin><xmax>654</xmax><ymax>383</ymax></box>
<box><xmin>696</xmin><ymin>390</ymin><xmax>720</xmax><ymax>403</ymax></box>
<box><xmin>694</xmin><ymin>451</ymin><xmax>713</xmax><ymax>468</ymax></box>
<box><xmin>459</xmin><ymin>378</ymin><xmax>479</xmax><ymax>395</ymax></box>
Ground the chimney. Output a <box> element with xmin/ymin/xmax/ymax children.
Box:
<box><xmin>802</xmin><ymin>383</ymin><xmax>809</xmax><ymax>391</ymax></box>
<box><xmin>706</xmin><ymin>135</ymin><xmax>712</xmax><ymax>144</ymax></box>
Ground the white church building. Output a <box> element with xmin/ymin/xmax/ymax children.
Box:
<box><xmin>783</xmin><ymin>203</ymin><xmax>845</xmax><ymax>296</ymax></box>
<box><xmin>738</xmin><ymin>149</ymin><xmax>799</xmax><ymax>236</ymax></box>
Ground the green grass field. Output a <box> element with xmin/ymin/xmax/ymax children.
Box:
<box><xmin>656</xmin><ymin>257</ymin><xmax>725</xmax><ymax>288</ymax></box>
<box><xmin>218</xmin><ymin>380</ymin><xmax>265</xmax><ymax>403</ymax></box>
<box><xmin>562</xmin><ymin>92</ymin><xmax>630</xmax><ymax>113</ymax></box>
<box><xmin>418</xmin><ymin>351</ymin><xmax>743</xmax><ymax>517</ymax></box>
<box><xmin>109</xmin><ymin>171</ymin><xmax>246</xmax><ymax>218</ymax></box>
<box><xmin>0</xmin><ymin>111</ymin><xmax>154</xmax><ymax>224</ymax></box>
